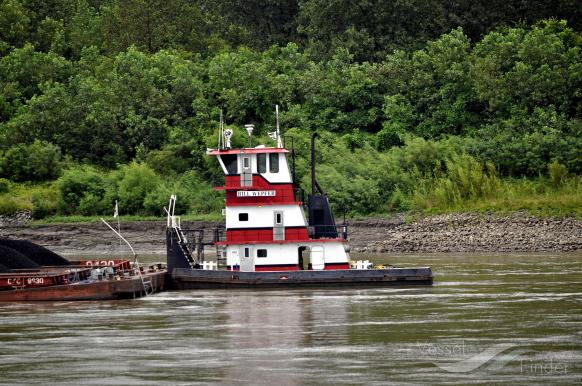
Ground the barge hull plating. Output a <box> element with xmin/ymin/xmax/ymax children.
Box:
<box><xmin>0</xmin><ymin>271</ymin><xmax>166</xmax><ymax>301</ymax></box>
<box><xmin>171</xmin><ymin>267</ymin><xmax>433</xmax><ymax>289</ymax></box>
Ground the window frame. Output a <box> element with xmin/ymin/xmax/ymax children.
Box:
<box><xmin>269</xmin><ymin>153</ymin><xmax>279</xmax><ymax>173</ymax></box>
<box><xmin>257</xmin><ymin>153</ymin><xmax>267</xmax><ymax>173</ymax></box>
<box><xmin>242</xmin><ymin>156</ymin><xmax>251</xmax><ymax>170</ymax></box>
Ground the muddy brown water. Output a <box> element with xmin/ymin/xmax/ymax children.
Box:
<box><xmin>0</xmin><ymin>253</ymin><xmax>581</xmax><ymax>385</ymax></box>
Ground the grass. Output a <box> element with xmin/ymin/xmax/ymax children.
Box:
<box><xmin>414</xmin><ymin>177</ymin><xmax>582</xmax><ymax>218</ymax></box>
<box><xmin>3</xmin><ymin>176</ymin><xmax>580</xmax><ymax>224</ymax></box>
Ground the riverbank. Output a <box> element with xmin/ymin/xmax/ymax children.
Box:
<box><xmin>1</xmin><ymin>211</ymin><xmax>580</xmax><ymax>255</ymax></box>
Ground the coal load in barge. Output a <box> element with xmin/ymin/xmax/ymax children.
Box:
<box><xmin>0</xmin><ymin>239</ymin><xmax>71</xmax><ymax>267</ymax></box>
<box><xmin>0</xmin><ymin>243</ymin><xmax>43</xmax><ymax>271</ymax></box>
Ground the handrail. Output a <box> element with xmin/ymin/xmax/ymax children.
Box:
<box><xmin>100</xmin><ymin>217</ymin><xmax>151</xmax><ymax>296</ymax></box>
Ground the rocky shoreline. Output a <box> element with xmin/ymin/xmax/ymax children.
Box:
<box><xmin>0</xmin><ymin>212</ymin><xmax>580</xmax><ymax>255</ymax></box>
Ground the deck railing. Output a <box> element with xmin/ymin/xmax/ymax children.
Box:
<box><xmin>180</xmin><ymin>228</ymin><xmax>226</xmax><ymax>246</ymax></box>
<box><xmin>307</xmin><ymin>225</ymin><xmax>348</xmax><ymax>240</ymax></box>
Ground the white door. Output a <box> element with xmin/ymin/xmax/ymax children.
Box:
<box><xmin>240</xmin><ymin>246</ymin><xmax>255</xmax><ymax>272</ymax></box>
<box><xmin>230</xmin><ymin>249</ymin><xmax>239</xmax><ymax>269</ymax></box>
<box><xmin>311</xmin><ymin>246</ymin><xmax>325</xmax><ymax>270</ymax></box>
<box><xmin>273</xmin><ymin>211</ymin><xmax>285</xmax><ymax>241</ymax></box>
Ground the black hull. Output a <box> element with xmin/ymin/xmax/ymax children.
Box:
<box><xmin>171</xmin><ymin>267</ymin><xmax>433</xmax><ymax>289</ymax></box>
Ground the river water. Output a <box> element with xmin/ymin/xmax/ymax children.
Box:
<box><xmin>0</xmin><ymin>253</ymin><xmax>581</xmax><ymax>385</ymax></box>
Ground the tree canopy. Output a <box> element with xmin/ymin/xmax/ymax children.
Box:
<box><xmin>0</xmin><ymin>1</ymin><xmax>580</xmax><ymax>217</ymax></box>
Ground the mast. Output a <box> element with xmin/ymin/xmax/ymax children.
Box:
<box><xmin>276</xmin><ymin>104</ymin><xmax>282</xmax><ymax>148</ymax></box>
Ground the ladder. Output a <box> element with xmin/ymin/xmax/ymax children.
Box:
<box><xmin>172</xmin><ymin>216</ymin><xmax>196</xmax><ymax>267</ymax></box>
<box><xmin>134</xmin><ymin>259</ymin><xmax>154</xmax><ymax>296</ymax></box>
<box><xmin>167</xmin><ymin>195</ymin><xmax>196</xmax><ymax>268</ymax></box>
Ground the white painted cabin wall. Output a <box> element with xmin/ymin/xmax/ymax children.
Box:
<box><xmin>262</xmin><ymin>153</ymin><xmax>292</xmax><ymax>183</ymax></box>
<box><xmin>235</xmin><ymin>152</ymin><xmax>292</xmax><ymax>183</ymax></box>
<box><xmin>225</xmin><ymin>241</ymin><xmax>349</xmax><ymax>268</ymax></box>
<box><xmin>226</xmin><ymin>243</ymin><xmax>298</xmax><ymax>267</ymax></box>
<box><xmin>226</xmin><ymin>205</ymin><xmax>306</xmax><ymax>229</ymax></box>
<box><xmin>322</xmin><ymin>243</ymin><xmax>349</xmax><ymax>263</ymax></box>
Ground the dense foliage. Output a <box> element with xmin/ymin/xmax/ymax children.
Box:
<box><xmin>0</xmin><ymin>1</ymin><xmax>580</xmax><ymax>218</ymax></box>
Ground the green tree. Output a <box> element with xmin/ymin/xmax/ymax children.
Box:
<box><xmin>470</xmin><ymin>20</ymin><xmax>582</xmax><ymax>118</ymax></box>
<box><xmin>205</xmin><ymin>0</ymin><xmax>300</xmax><ymax>50</ymax></box>
<box><xmin>117</xmin><ymin>162</ymin><xmax>161</xmax><ymax>214</ymax></box>
<box><xmin>0</xmin><ymin>140</ymin><xmax>62</xmax><ymax>182</ymax></box>
<box><xmin>57</xmin><ymin>165</ymin><xmax>107</xmax><ymax>215</ymax></box>
<box><xmin>100</xmin><ymin>0</ymin><xmax>209</xmax><ymax>54</ymax></box>
<box><xmin>0</xmin><ymin>44</ymin><xmax>72</xmax><ymax>123</ymax></box>
<box><xmin>0</xmin><ymin>0</ymin><xmax>30</xmax><ymax>53</ymax></box>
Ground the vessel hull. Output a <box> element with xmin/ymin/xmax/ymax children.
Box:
<box><xmin>0</xmin><ymin>271</ymin><xmax>166</xmax><ymax>301</ymax></box>
<box><xmin>171</xmin><ymin>267</ymin><xmax>432</xmax><ymax>289</ymax></box>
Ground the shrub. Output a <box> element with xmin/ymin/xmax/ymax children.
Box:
<box><xmin>143</xmin><ymin>142</ymin><xmax>198</xmax><ymax>176</ymax></box>
<box><xmin>376</xmin><ymin>124</ymin><xmax>404</xmax><ymax>150</ymax></box>
<box><xmin>0</xmin><ymin>197</ymin><xmax>25</xmax><ymax>215</ymax></box>
<box><xmin>548</xmin><ymin>160</ymin><xmax>568</xmax><ymax>188</ymax></box>
<box><xmin>143</xmin><ymin>182</ymin><xmax>191</xmax><ymax>215</ymax></box>
<box><xmin>0</xmin><ymin>178</ymin><xmax>10</xmax><ymax>193</ymax></box>
<box><xmin>31</xmin><ymin>185</ymin><xmax>59</xmax><ymax>219</ymax></box>
<box><xmin>0</xmin><ymin>140</ymin><xmax>62</xmax><ymax>182</ymax></box>
<box><xmin>57</xmin><ymin>166</ymin><xmax>107</xmax><ymax>215</ymax></box>
<box><xmin>117</xmin><ymin>162</ymin><xmax>161</xmax><ymax>214</ymax></box>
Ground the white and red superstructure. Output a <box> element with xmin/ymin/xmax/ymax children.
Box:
<box><xmin>166</xmin><ymin>111</ymin><xmax>433</xmax><ymax>287</ymax></box>
<box><xmin>208</xmin><ymin>143</ymin><xmax>350</xmax><ymax>272</ymax></box>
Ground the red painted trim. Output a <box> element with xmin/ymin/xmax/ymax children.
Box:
<box><xmin>226</xmin><ymin>227</ymin><xmax>310</xmax><ymax>243</ymax></box>
<box><xmin>216</xmin><ymin>238</ymin><xmax>347</xmax><ymax>246</ymax></box>
<box><xmin>227</xmin><ymin>191</ymin><xmax>298</xmax><ymax>206</ymax></box>
<box><xmin>227</xmin><ymin>229</ymin><xmax>273</xmax><ymax>242</ymax></box>
<box><xmin>324</xmin><ymin>263</ymin><xmax>350</xmax><ymax>270</ymax></box>
<box><xmin>223</xmin><ymin>175</ymin><xmax>294</xmax><ymax>191</ymax></box>
<box><xmin>254</xmin><ymin>265</ymin><xmax>299</xmax><ymax>272</ymax></box>
<box><xmin>227</xmin><ymin>264</ymin><xmax>348</xmax><ymax>271</ymax></box>
<box><xmin>226</xmin><ymin>201</ymin><xmax>303</xmax><ymax>206</ymax></box>
<box><xmin>209</xmin><ymin>148</ymin><xmax>289</xmax><ymax>155</ymax></box>
<box><xmin>286</xmin><ymin>227</ymin><xmax>310</xmax><ymax>240</ymax></box>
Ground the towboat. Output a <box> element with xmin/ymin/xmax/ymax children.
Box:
<box><xmin>166</xmin><ymin>111</ymin><xmax>433</xmax><ymax>289</ymax></box>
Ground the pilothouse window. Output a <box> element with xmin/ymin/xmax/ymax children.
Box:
<box><xmin>221</xmin><ymin>154</ymin><xmax>238</xmax><ymax>175</ymax></box>
<box><xmin>257</xmin><ymin>153</ymin><xmax>266</xmax><ymax>173</ymax></box>
<box><xmin>269</xmin><ymin>153</ymin><xmax>279</xmax><ymax>173</ymax></box>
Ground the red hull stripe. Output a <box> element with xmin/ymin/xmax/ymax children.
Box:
<box><xmin>228</xmin><ymin>264</ymin><xmax>350</xmax><ymax>271</ymax></box>
<box><xmin>324</xmin><ymin>263</ymin><xmax>350</xmax><ymax>270</ymax></box>
<box><xmin>254</xmin><ymin>265</ymin><xmax>299</xmax><ymax>272</ymax></box>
